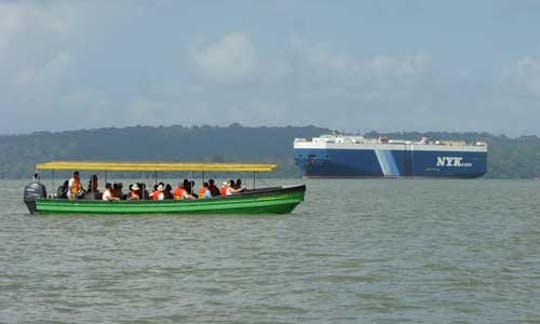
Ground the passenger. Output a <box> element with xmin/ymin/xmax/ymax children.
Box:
<box><xmin>118</xmin><ymin>182</ymin><xmax>126</xmax><ymax>200</ymax></box>
<box><xmin>187</xmin><ymin>179</ymin><xmax>196</xmax><ymax>196</ymax></box>
<box><xmin>179</xmin><ymin>179</ymin><xmax>188</xmax><ymax>196</ymax></box>
<box><xmin>57</xmin><ymin>180</ymin><xmax>69</xmax><ymax>199</ymax></box>
<box><xmin>220</xmin><ymin>181</ymin><xmax>229</xmax><ymax>196</ymax></box>
<box><xmin>87</xmin><ymin>174</ymin><xmax>98</xmax><ymax>193</ymax></box>
<box><xmin>84</xmin><ymin>174</ymin><xmax>99</xmax><ymax>199</ymax></box>
<box><xmin>102</xmin><ymin>183</ymin><xmax>119</xmax><ymax>201</ymax></box>
<box><xmin>174</xmin><ymin>181</ymin><xmax>196</xmax><ymax>200</ymax></box>
<box><xmin>139</xmin><ymin>183</ymin><xmax>150</xmax><ymax>200</ymax></box>
<box><xmin>128</xmin><ymin>184</ymin><xmax>140</xmax><ymax>200</ymax></box>
<box><xmin>226</xmin><ymin>179</ymin><xmax>245</xmax><ymax>195</ymax></box>
<box><xmin>67</xmin><ymin>171</ymin><xmax>83</xmax><ymax>200</ymax></box>
<box><xmin>164</xmin><ymin>184</ymin><xmax>173</xmax><ymax>200</ymax></box>
<box><xmin>113</xmin><ymin>183</ymin><xmax>124</xmax><ymax>199</ymax></box>
<box><xmin>154</xmin><ymin>183</ymin><xmax>166</xmax><ymax>201</ymax></box>
<box><xmin>150</xmin><ymin>184</ymin><xmax>160</xmax><ymax>200</ymax></box>
<box><xmin>198</xmin><ymin>182</ymin><xmax>212</xmax><ymax>199</ymax></box>
<box><xmin>234</xmin><ymin>178</ymin><xmax>246</xmax><ymax>192</ymax></box>
<box><xmin>207</xmin><ymin>178</ymin><xmax>220</xmax><ymax>196</ymax></box>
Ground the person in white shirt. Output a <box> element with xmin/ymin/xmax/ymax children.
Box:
<box><xmin>226</xmin><ymin>179</ymin><xmax>246</xmax><ymax>195</ymax></box>
<box><xmin>156</xmin><ymin>183</ymin><xmax>165</xmax><ymax>201</ymax></box>
<box><xmin>102</xmin><ymin>183</ymin><xmax>119</xmax><ymax>201</ymax></box>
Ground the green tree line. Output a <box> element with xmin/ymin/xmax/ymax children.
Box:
<box><xmin>1</xmin><ymin>124</ymin><xmax>539</xmax><ymax>179</ymax></box>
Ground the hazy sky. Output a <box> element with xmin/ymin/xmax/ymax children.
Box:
<box><xmin>1</xmin><ymin>0</ymin><xmax>539</xmax><ymax>136</ymax></box>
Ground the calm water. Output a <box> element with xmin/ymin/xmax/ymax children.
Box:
<box><xmin>1</xmin><ymin>179</ymin><xmax>540</xmax><ymax>323</ymax></box>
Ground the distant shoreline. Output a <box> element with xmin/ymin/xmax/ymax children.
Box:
<box><xmin>0</xmin><ymin>124</ymin><xmax>538</xmax><ymax>179</ymax></box>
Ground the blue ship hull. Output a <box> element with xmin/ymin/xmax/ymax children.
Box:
<box><xmin>294</xmin><ymin>148</ymin><xmax>487</xmax><ymax>178</ymax></box>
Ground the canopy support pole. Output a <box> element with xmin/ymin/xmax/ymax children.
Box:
<box><xmin>253</xmin><ymin>172</ymin><xmax>256</xmax><ymax>189</ymax></box>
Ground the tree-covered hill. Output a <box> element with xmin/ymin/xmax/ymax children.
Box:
<box><xmin>1</xmin><ymin>124</ymin><xmax>540</xmax><ymax>179</ymax></box>
<box><xmin>0</xmin><ymin>124</ymin><xmax>328</xmax><ymax>179</ymax></box>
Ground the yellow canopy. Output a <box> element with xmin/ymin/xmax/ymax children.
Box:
<box><xmin>36</xmin><ymin>161</ymin><xmax>277</xmax><ymax>172</ymax></box>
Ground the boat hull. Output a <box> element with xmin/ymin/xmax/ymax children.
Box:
<box><xmin>34</xmin><ymin>185</ymin><xmax>306</xmax><ymax>215</ymax></box>
<box><xmin>294</xmin><ymin>147</ymin><xmax>487</xmax><ymax>178</ymax></box>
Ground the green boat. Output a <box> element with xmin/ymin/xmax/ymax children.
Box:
<box><xmin>23</xmin><ymin>161</ymin><xmax>306</xmax><ymax>215</ymax></box>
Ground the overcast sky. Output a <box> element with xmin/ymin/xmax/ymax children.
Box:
<box><xmin>1</xmin><ymin>0</ymin><xmax>539</xmax><ymax>136</ymax></box>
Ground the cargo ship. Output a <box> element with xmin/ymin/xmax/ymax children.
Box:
<box><xmin>293</xmin><ymin>134</ymin><xmax>487</xmax><ymax>178</ymax></box>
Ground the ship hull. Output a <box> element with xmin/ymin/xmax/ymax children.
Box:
<box><xmin>294</xmin><ymin>147</ymin><xmax>487</xmax><ymax>178</ymax></box>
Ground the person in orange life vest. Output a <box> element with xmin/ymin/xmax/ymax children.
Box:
<box><xmin>67</xmin><ymin>171</ymin><xmax>83</xmax><ymax>200</ymax></box>
<box><xmin>157</xmin><ymin>183</ymin><xmax>166</xmax><ymax>200</ymax></box>
<box><xmin>150</xmin><ymin>184</ymin><xmax>159</xmax><ymax>200</ymax></box>
<box><xmin>128</xmin><ymin>183</ymin><xmax>140</xmax><ymax>200</ymax></box>
<box><xmin>198</xmin><ymin>182</ymin><xmax>212</xmax><ymax>199</ymax></box>
<box><xmin>102</xmin><ymin>183</ymin><xmax>119</xmax><ymax>201</ymax></box>
<box><xmin>220</xmin><ymin>181</ymin><xmax>229</xmax><ymax>196</ymax></box>
<box><xmin>152</xmin><ymin>183</ymin><xmax>166</xmax><ymax>200</ymax></box>
<box><xmin>174</xmin><ymin>180</ymin><xmax>195</xmax><ymax>200</ymax></box>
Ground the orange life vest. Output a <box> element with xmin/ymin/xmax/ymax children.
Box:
<box><xmin>220</xmin><ymin>185</ymin><xmax>228</xmax><ymax>196</ymax></box>
<box><xmin>174</xmin><ymin>187</ymin><xmax>185</xmax><ymax>200</ymax></box>
<box><xmin>198</xmin><ymin>187</ymin><xmax>207</xmax><ymax>199</ymax></box>
<box><xmin>150</xmin><ymin>190</ymin><xmax>159</xmax><ymax>201</ymax></box>
<box><xmin>70</xmin><ymin>177</ymin><xmax>81</xmax><ymax>195</ymax></box>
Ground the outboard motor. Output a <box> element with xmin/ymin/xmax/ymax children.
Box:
<box><xmin>23</xmin><ymin>181</ymin><xmax>47</xmax><ymax>214</ymax></box>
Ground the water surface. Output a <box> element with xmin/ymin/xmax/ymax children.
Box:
<box><xmin>1</xmin><ymin>179</ymin><xmax>540</xmax><ymax>323</ymax></box>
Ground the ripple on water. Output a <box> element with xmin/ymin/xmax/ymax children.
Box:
<box><xmin>2</xmin><ymin>179</ymin><xmax>540</xmax><ymax>323</ymax></box>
